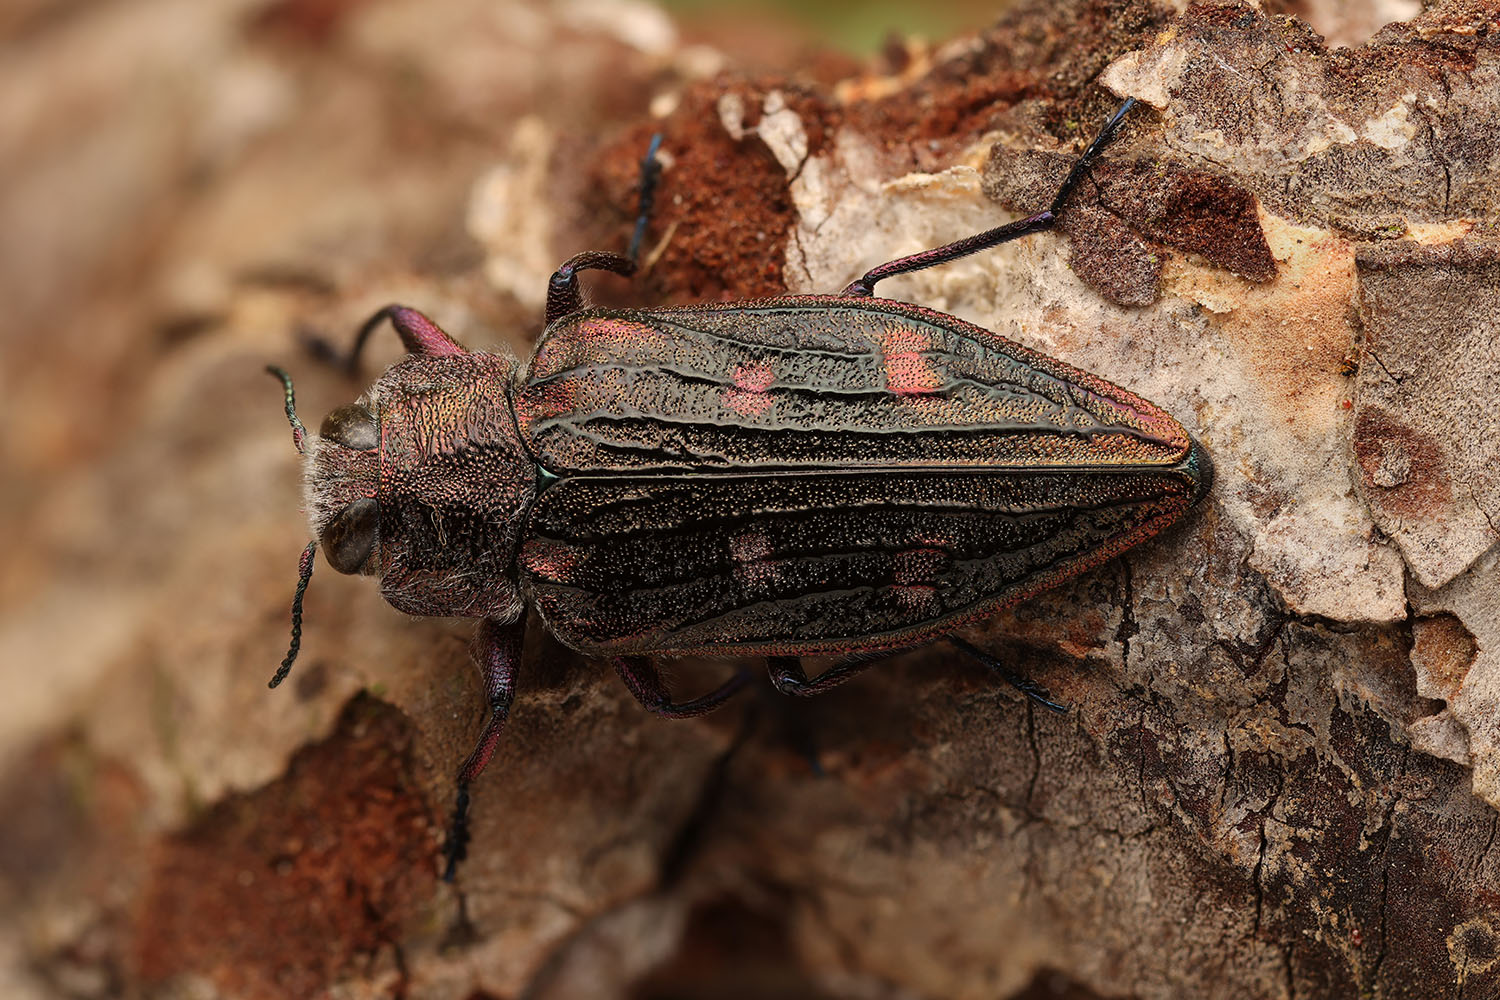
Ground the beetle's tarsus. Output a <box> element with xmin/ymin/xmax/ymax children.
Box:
<box><xmin>945</xmin><ymin>636</ymin><xmax>1069</xmax><ymax>713</ymax></box>
<box><xmin>1048</xmin><ymin>95</ymin><xmax>1137</xmax><ymax>215</ymax></box>
<box><xmin>294</xmin><ymin>325</ymin><xmax>357</xmax><ymax>376</ymax></box>
<box><xmin>758</xmin><ymin>668</ymin><xmax>828</xmax><ymax>775</ymax></box>
<box><xmin>442</xmin><ymin>784</ymin><xmax>471</xmax><ymax>883</ymax></box>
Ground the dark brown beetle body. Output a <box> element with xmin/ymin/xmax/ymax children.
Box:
<box><xmin>269</xmin><ymin>97</ymin><xmax>1212</xmax><ymax>878</ymax></box>
<box><xmin>516</xmin><ymin>297</ymin><xmax>1207</xmax><ymax>656</ymax></box>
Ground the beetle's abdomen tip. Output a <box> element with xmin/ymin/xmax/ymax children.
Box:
<box><xmin>1185</xmin><ymin>435</ymin><xmax>1214</xmax><ymax>507</ymax></box>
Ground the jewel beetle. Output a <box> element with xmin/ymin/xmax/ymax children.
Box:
<box><xmin>266</xmin><ymin>97</ymin><xmax>1212</xmax><ymax>879</ymax></box>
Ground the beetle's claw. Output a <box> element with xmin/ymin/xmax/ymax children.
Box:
<box><xmin>441</xmin><ymin>785</ymin><xmax>472</xmax><ymax>883</ymax></box>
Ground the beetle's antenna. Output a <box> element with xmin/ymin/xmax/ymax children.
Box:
<box><xmin>266</xmin><ymin>365</ymin><xmax>309</xmax><ymax>454</ymax></box>
<box><xmin>270</xmin><ymin>540</ymin><xmax>318</xmax><ymax>689</ymax></box>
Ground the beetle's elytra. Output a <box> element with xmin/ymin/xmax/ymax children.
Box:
<box><xmin>267</xmin><ymin>97</ymin><xmax>1212</xmax><ymax>879</ymax></box>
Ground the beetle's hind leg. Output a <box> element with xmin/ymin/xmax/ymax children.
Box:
<box><xmin>766</xmin><ymin>653</ymin><xmax>906</xmax><ymax>777</ymax></box>
<box><xmin>613</xmin><ymin>656</ymin><xmax>750</xmax><ymax>718</ymax></box>
<box><xmin>545</xmin><ymin>133</ymin><xmax>665</xmax><ymax>325</ymax></box>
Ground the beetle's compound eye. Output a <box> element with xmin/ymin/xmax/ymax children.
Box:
<box><xmin>319</xmin><ymin>404</ymin><xmax>378</xmax><ymax>451</ymax></box>
<box><xmin>322</xmin><ymin>497</ymin><xmax>379</xmax><ymax>574</ymax></box>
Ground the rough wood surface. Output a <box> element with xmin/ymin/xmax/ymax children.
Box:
<box><xmin>1</xmin><ymin>1</ymin><xmax>1497</xmax><ymax>998</ymax></box>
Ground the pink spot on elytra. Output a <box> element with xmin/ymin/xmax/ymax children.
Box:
<box><xmin>519</xmin><ymin>538</ymin><xmax>583</xmax><ymax>583</ymax></box>
<box><xmin>889</xmin><ymin>545</ymin><xmax>948</xmax><ymax>615</ymax></box>
<box><xmin>891</xmin><ymin>546</ymin><xmax>948</xmax><ymax>585</ymax></box>
<box><xmin>723</xmin><ymin>360</ymin><xmax>776</xmax><ymax>416</ymax></box>
<box><xmin>879</xmin><ymin>325</ymin><xmax>942</xmax><ymax>396</ymax></box>
<box><xmin>733</xmin><ymin>361</ymin><xmax>775</xmax><ymax>392</ymax></box>
<box><xmin>891</xmin><ymin>582</ymin><xmax>939</xmax><ymax>614</ymax></box>
<box><xmin>729</xmin><ymin>532</ymin><xmax>777</xmax><ymax>588</ymax></box>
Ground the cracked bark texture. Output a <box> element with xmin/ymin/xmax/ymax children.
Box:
<box><xmin>2</xmin><ymin>0</ymin><xmax>1498</xmax><ymax>998</ymax></box>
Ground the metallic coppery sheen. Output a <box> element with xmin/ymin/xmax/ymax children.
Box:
<box><xmin>267</xmin><ymin>97</ymin><xmax>1210</xmax><ymax>880</ymax></box>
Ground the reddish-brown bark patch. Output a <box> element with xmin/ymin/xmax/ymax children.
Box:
<box><xmin>1351</xmin><ymin>406</ymin><xmax>1451</xmax><ymax>520</ymax></box>
<box><xmin>133</xmin><ymin>694</ymin><xmax>437</xmax><ymax>1000</ymax></box>
<box><xmin>1412</xmin><ymin>613</ymin><xmax>1480</xmax><ymax>702</ymax></box>
<box><xmin>1063</xmin><ymin>204</ymin><xmax>1164</xmax><ymax>305</ymax></box>
<box><xmin>1098</xmin><ymin>162</ymin><xmax>1277</xmax><ymax>282</ymax></box>
<box><xmin>986</xmin><ymin>144</ymin><xmax>1274</xmax><ymax>301</ymax></box>
<box><xmin>577</xmin><ymin>79</ymin><xmax>841</xmax><ymax>305</ymax></box>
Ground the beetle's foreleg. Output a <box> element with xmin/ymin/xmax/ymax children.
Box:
<box><xmin>946</xmin><ymin>636</ymin><xmax>1068</xmax><ymax>714</ymax></box>
<box><xmin>840</xmin><ymin>96</ymin><xmax>1138</xmax><ymax>298</ymax></box>
<box><xmin>339</xmin><ymin>304</ymin><xmax>467</xmax><ymax>374</ymax></box>
<box><xmin>613</xmin><ymin>657</ymin><xmax>750</xmax><ymax>719</ymax></box>
<box><xmin>303</xmin><ymin>304</ymin><xmax>467</xmax><ymax>374</ymax></box>
<box><xmin>304</xmin><ymin>304</ymin><xmax>469</xmax><ymax>374</ymax></box>
<box><xmin>443</xmin><ymin>616</ymin><xmax>524</xmax><ymax>882</ymax></box>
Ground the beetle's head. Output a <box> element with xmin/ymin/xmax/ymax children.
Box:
<box><xmin>265</xmin><ymin>353</ymin><xmax>534</xmax><ymax>687</ymax></box>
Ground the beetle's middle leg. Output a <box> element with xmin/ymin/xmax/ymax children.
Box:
<box><xmin>613</xmin><ymin>656</ymin><xmax>750</xmax><ymax>718</ymax></box>
<box><xmin>766</xmin><ymin>651</ymin><xmax>895</xmax><ymax>697</ymax></box>
<box><xmin>839</xmin><ymin>96</ymin><xmax>1137</xmax><ymax>298</ymax></box>
<box><xmin>544</xmin><ymin>133</ymin><xmax>665</xmax><ymax>325</ymax></box>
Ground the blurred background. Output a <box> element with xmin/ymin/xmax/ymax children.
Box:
<box><xmin>664</xmin><ymin>0</ymin><xmax>994</xmax><ymax>54</ymax></box>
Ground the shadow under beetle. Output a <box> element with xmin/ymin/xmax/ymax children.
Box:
<box><xmin>267</xmin><ymin>97</ymin><xmax>1212</xmax><ymax>880</ymax></box>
